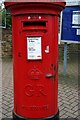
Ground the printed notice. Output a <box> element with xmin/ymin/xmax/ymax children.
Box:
<box><xmin>76</xmin><ymin>29</ymin><xmax>80</xmax><ymax>35</ymax></box>
<box><xmin>27</xmin><ymin>37</ymin><xmax>42</xmax><ymax>60</ymax></box>
<box><xmin>72</xmin><ymin>11</ymin><xmax>80</xmax><ymax>25</ymax></box>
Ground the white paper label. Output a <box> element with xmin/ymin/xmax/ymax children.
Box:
<box><xmin>76</xmin><ymin>29</ymin><xmax>80</xmax><ymax>35</ymax></box>
<box><xmin>27</xmin><ymin>37</ymin><xmax>42</xmax><ymax>60</ymax></box>
<box><xmin>72</xmin><ymin>11</ymin><xmax>80</xmax><ymax>25</ymax></box>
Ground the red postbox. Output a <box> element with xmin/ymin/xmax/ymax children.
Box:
<box><xmin>5</xmin><ymin>1</ymin><xmax>65</xmax><ymax>120</ymax></box>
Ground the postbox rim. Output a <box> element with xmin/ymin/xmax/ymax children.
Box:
<box><xmin>5</xmin><ymin>2</ymin><xmax>66</xmax><ymax>9</ymax></box>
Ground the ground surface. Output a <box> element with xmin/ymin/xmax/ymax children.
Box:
<box><xmin>1</xmin><ymin>53</ymin><xmax>80</xmax><ymax>120</ymax></box>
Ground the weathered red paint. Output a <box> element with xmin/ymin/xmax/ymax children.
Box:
<box><xmin>5</xmin><ymin>1</ymin><xmax>65</xmax><ymax>119</ymax></box>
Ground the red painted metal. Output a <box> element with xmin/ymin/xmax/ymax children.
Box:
<box><xmin>5</xmin><ymin>1</ymin><xmax>65</xmax><ymax>119</ymax></box>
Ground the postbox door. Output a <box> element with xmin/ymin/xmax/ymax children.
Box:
<box><xmin>15</xmin><ymin>15</ymin><xmax>58</xmax><ymax>118</ymax></box>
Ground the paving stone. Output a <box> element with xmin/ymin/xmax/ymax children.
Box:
<box><xmin>73</xmin><ymin>111</ymin><xmax>78</xmax><ymax>116</ymax></box>
<box><xmin>64</xmin><ymin>107</ymin><xmax>74</xmax><ymax>114</ymax></box>
<box><xmin>60</xmin><ymin>113</ymin><xmax>68</xmax><ymax>118</ymax></box>
<box><xmin>62</xmin><ymin>100</ymin><xmax>70</xmax><ymax>105</ymax></box>
<box><xmin>59</xmin><ymin>105</ymin><xmax>65</xmax><ymax>111</ymax></box>
<box><xmin>2</xmin><ymin>109</ymin><xmax>7</xmax><ymax>115</ymax></box>
<box><xmin>76</xmin><ymin>115</ymin><xmax>80</xmax><ymax>120</ymax></box>
<box><xmin>65</xmin><ymin>112</ymin><xmax>77</xmax><ymax>118</ymax></box>
<box><xmin>58</xmin><ymin>102</ymin><xmax>64</xmax><ymax>107</ymax></box>
<box><xmin>72</xmin><ymin>106</ymin><xmax>78</xmax><ymax>112</ymax></box>
<box><xmin>5</xmin><ymin>112</ymin><xmax>12</xmax><ymax>118</ymax></box>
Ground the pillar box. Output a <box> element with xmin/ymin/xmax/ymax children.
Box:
<box><xmin>5</xmin><ymin>1</ymin><xmax>65</xmax><ymax>120</ymax></box>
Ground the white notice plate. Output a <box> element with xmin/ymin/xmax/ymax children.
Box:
<box><xmin>76</xmin><ymin>29</ymin><xmax>80</xmax><ymax>35</ymax></box>
<box><xmin>27</xmin><ymin>37</ymin><xmax>42</xmax><ymax>60</ymax></box>
<box><xmin>72</xmin><ymin>11</ymin><xmax>80</xmax><ymax>25</ymax></box>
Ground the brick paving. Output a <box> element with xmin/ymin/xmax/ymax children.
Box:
<box><xmin>2</xmin><ymin>58</ymin><xmax>13</xmax><ymax>119</ymax></box>
<box><xmin>1</xmin><ymin>53</ymin><xmax>79</xmax><ymax>119</ymax></box>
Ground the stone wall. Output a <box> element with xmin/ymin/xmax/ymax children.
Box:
<box><xmin>2</xmin><ymin>28</ymin><xmax>12</xmax><ymax>58</ymax></box>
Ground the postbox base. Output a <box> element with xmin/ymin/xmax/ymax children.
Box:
<box><xmin>13</xmin><ymin>110</ymin><xmax>59</xmax><ymax>120</ymax></box>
